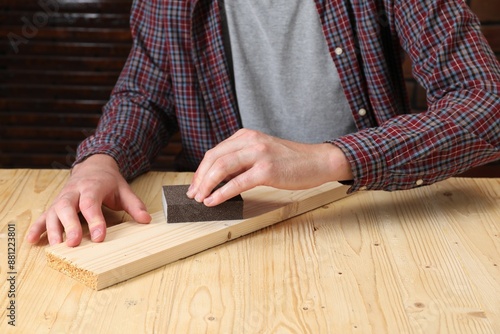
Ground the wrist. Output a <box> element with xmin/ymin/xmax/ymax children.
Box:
<box><xmin>72</xmin><ymin>154</ymin><xmax>120</xmax><ymax>175</ymax></box>
<box><xmin>321</xmin><ymin>143</ymin><xmax>353</xmax><ymax>182</ymax></box>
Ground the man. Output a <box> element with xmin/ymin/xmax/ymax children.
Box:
<box><xmin>27</xmin><ymin>0</ymin><xmax>500</xmax><ymax>247</ymax></box>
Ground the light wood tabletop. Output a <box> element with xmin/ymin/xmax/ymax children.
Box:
<box><xmin>0</xmin><ymin>169</ymin><xmax>499</xmax><ymax>333</ymax></box>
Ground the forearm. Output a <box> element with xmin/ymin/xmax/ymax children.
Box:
<box><xmin>332</xmin><ymin>0</ymin><xmax>500</xmax><ymax>193</ymax></box>
<box><xmin>75</xmin><ymin>0</ymin><xmax>176</xmax><ymax>180</ymax></box>
<box><xmin>75</xmin><ymin>94</ymin><xmax>174</xmax><ymax>180</ymax></box>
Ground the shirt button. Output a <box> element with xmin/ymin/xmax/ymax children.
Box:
<box><xmin>334</xmin><ymin>47</ymin><xmax>343</xmax><ymax>55</ymax></box>
<box><xmin>358</xmin><ymin>108</ymin><xmax>367</xmax><ymax>116</ymax></box>
<box><xmin>416</xmin><ymin>179</ymin><xmax>424</xmax><ymax>186</ymax></box>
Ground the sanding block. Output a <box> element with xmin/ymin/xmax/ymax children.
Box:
<box><xmin>162</xmin><ymin>184</ymin><xmax>244</xmax><ymax>223</ymax></box>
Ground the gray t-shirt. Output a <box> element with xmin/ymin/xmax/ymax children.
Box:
<box><xmin>220</xmin><ymin>0</ymin><xmax>356</xmax><ymax>143</ymax></box>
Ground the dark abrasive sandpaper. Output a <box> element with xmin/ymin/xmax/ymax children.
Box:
<box><xmin>162</xmin><ymin>184</ymin><xmax>244</xmax><ymax>223</ymax></box>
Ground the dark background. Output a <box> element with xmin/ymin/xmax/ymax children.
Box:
<box><xmin>0</xmin><ymin>0</ymin><xmax>498</xmax><ymax>176</ymax></box>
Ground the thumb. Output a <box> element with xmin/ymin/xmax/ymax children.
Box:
<box><xmin>118</xmin><ymin>185</ymin><xmax>152</xmax><ymax>224</ymax></box>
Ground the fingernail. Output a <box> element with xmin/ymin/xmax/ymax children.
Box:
<box><xmin>186</xmin><ymin>185</ymin><xmax>194</xmax><ymax>198</ymax></box>
<box><xmin>91</xmin><ymin>228</ymin><xmax>102</xmax><ymax>241</ymax></box>
<box><xmin>26</xmin><ymin>232</ymin><xmax>34</xmax><ymax>242</ymax></box>
<box><xmin>204</xmin><ymin>196</ymin><xmax>213</xmax><ymax>205</ymax></box>
<box><xmin>67</xmin><ymin>231</ymin><xmax>77</xmax><ymax>241</ymax></box>
<box><xmin>140</xmin><ymin>210</ymin><xmax>152</xmax><ymax>223</ymax></box>
<box><xmin>194</xmin><ymin>194</ymin><xmax>203</xmax><ymax>203</ymax></box>
<box><xmin>49</xmin><ymin>236</ymin><xmax>60</xmax><ymax>245</ymax></box>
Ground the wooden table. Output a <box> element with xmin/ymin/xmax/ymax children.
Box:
<box><xmin>0</xmin><ymin>169</ymin><xmax>499</xmax><ymax>333</ymax></box>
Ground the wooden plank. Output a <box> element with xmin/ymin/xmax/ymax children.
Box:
<box><xmin>470</xmin><ymin>0</ymin><xmax>500</xmax><ymax>23</ymax></box>
<box><xmin>0</xmin><ymin>70</ymin><xmax>119</xmax><ymax>89</ymax></box>
<box><xmin>0</xmin><ymin>111</ymin><xmax>100</xmax><ymax>126</ymax></box>
<box><xmin>481</xmin><ymin>25</ymin><xmax>500</xmax><ymax>53</ymax></box>
<box><xmin>0</xmin><ymin>0</ymin><xmax>133</xmax><ymax>14</ymax></box>
<box><xmin>0</xmin><ymin>55</ymin><xmax>127</xmax><ymax>71</ymax></box>
<box><xmin>0</xmin><ymin>84</ymin><xmax>113</xmax><ymax>99</ymax></box>
<box><xmin>0</xmin><ymin>98</ymin><xmax>107</xmax><ymax>112</ymax></box>
<box><xmin>0</xmin><ymin>154</ymin><xmax>77</xmax><ymax>169</ymax></box>
<box><xmin>459</xmin><ymin>162</ymin><xmax>500</xmax><ymax>178</ymax></box>
<box><xmin>1</xmin><ymin>125</ymin><xmax>95</xmax><ymax>140</ymax></box>
<box><xmin>0</xmin><ymin>12</ymin><xmax>130</xmax><ymax>27</ymax></box>
<box><xmin>45</xmin><ymin>181</ymin><xmax>350</xmax><ymax>290</ymax></box>
<box><xmin>0</xmin><ymin>139</ymin><xmax>81</xmax><ymax>152</ymax></box>
<box><xmin>0</xmin><ymin>41</ymin><xmax>131</xmax><ymax>57</ymax></box>
<box><xmin>0</xmin><ymin>27</ymin><xmax>132</xmax><ymax>43</ymax></box>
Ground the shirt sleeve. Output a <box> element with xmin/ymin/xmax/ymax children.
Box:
<box><xmin>74</xmin><ymin>0</ymin><xmax>177</xmax><ymax>180</ymax></box>
<box><xmin>331</xmin><ymin>0</ymin><xmax>500</xmax><ymax>192</ymax></box>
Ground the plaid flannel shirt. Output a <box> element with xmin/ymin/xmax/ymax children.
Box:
<box><xmin>76</xmin><ymin>0</ymin><xmax>500</xmax><ymax>193</ymax></box>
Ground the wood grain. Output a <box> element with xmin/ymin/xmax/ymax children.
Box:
<box><xmin>45</xmin><ymin>180</ymin><xmax>350</xmax><ymax>290</ymax></box>
<box><xmin>0</xmin><ymin>170</ymin><xmax>499</xmax><ymax>333</ymax></box>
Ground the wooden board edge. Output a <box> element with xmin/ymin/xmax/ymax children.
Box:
<box><xmin>46</xmin><ymin>251</ymin><xmax>99</xmax><ymax>289</ymax></box>
<box><xmin>93</xmin><ymin>184</ymin><xmax>350</xmax><ymax>289</ymax></box>
<box><xmin>46</xmin><ymin>183</ymin><xmax>350</xmax><ymax>290</ymax></box>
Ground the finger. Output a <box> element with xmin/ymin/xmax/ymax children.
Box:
<box><xmin>45</xmin><ymin>209</ymin><xmax>64</xmax><ymax>245</ymax></box>
<box><xmin>25</xmin><ymin>212</ymin><xmax>48</xmax><ymax>244</ymax></box>
<box><xmin>79</xmin><ymin>193</ymin><xmax>107</xmax><ymax>243</ymax></box>
<box><xmin>118</xmin><ymin>185</ymin><xmax>152</xmax><ymax>224</ymax></box>
<box><xmin>54</xmin><ymin>194</ymin><xmax>83</xmax><ymax>247</ymax></box>
<box><xmin>194</xmin><ymin>149</ymin><xmax>253</xmax><ymax>203</ymax></box>
<box><xmin>203</xmin><ymin>168</ymin><xmax>263</xmax><ymax>206</ymax></box>
<box><xmin>188</xmin><ymin>130</ymin><xmax>252</xmax><ymax>198</ymax></box>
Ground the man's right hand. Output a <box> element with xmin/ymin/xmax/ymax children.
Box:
<box><xmin>26</xmin><ymin>154</ymin><xmax>152</xmax><ymax>247</ymax></box>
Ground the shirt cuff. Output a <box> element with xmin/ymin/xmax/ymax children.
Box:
<box><xmin>329</xmin><ymin>129</ymin><xmax>424</xmax><ymax>193</ymax></box>
<box><xmin>74</xmin><ymin>134</ymin><xmax>150</xmax><ymax>180</ymax></box>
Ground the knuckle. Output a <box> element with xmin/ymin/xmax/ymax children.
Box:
<box><xmin>33</xmin><ymin>212</ymin><xmax>47</xmax><ymax>225</ymax></box>
<box><xmin>244</xmin><ymin>129</ymin><xmax>259</xmax><ymax>140</ymax></box>
<box><xmin>54</xmin><ymin>197</ymin><xmax>73</xmax><ymax>212</ymax></box>
<box><xmin>88</xmin><ymin>220</ymin><xmax>105</xmax><ymax>229</ymax></box>
<box><xmin>79</xmin><ymin>196</ymin><xmax>98</xmax><ymax>211</ymax></box>
<box><xmin>46</xmin><ymin>228</ymin><xmax>60</xmax><ymax>237</ymax></box>
<box><xmin>258</xmin><ymin>160</ymin><xmax>274</xmax><ymax>174</ymax></box>
<box><xmin>237</xmin><ymin>128</ymin><xmax>249</xmax><ymax>136</ymax></box>
<box><xmin>45</xmin><ymin>221</ymin><xmax>62</xmax><ymax>235</ymax></box>
<box><xmin>79</xmin><ymin>179</ymin><xmax>101</xmax><ymax>193</ymax></box>
<box><xmin>231</xmin><ymin>175</ymin><xmax>249</xmax><ymax>191</ymax></box>
<box><xmin>254</xmin><ymin>162</ymin><xmax>276</xmax><ymax>183</ymax></box>
<box><xmin>203</xmin><ymin>147</ymin><xmax>216</xmax><ymax>161</ymax></box>
<box><xmin>253</xmin><ymin>142</ymin><xmax>269</xmax><ymax>154</ymax></box>
<box><xmin>213</xmin><ymin>156</ymin><xmax>231</xmax><ymax>172</ymax></box>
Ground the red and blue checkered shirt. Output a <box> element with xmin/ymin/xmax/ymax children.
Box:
<box><xmin>76</xmin><ymin>0</ymin><xmax>500</xmax><ymax>193</ymax></box>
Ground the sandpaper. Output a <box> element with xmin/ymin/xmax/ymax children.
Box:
<box><xmin>162</xmin><ymin>184</ymin><xmax>244</xmax><ymax>223</ymax></box>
